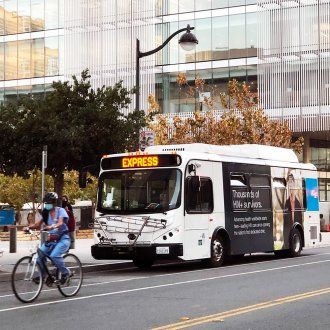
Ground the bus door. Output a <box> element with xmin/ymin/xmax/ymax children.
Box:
<box><xmin>183</xmin><ymin>160</ymin><xmax>214</xmax><ymax>259</ymax></box>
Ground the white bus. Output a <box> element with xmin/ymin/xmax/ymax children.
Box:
<box><xmin>90</xmin><ymin>144</ymin><xmax>320</xmax><ymax>268</ymax></box>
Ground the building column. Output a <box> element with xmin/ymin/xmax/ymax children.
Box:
<box><xmin>303</xmin><ymin>134</ymin><xmax>311</xmax><ymax>163</ymax></box>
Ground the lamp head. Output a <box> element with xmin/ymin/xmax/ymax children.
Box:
<box><xmin>179</xmin><ymin>25</ymin><xmax>198</xmax><ymax>51</ymax></box>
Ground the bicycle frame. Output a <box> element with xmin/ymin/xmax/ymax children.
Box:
<box><xmin>37</xmin><ymin>247</ymin><xmax>64</xmax><ymax>285</ymax></box>
<box><xmin>23</xmin><ymin>230</ymin><xmax>66</xmax><ymax>285</ymax></box>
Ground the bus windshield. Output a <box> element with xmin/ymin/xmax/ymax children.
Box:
<box><xmin>98</xmin><ymin>169</ymin><xmax>182</xmax><ymax>214</ymax></box>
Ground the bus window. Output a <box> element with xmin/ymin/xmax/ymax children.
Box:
<box><xmin>230</xmin><ymin>174</ymin><xmax>249</xmax><ymax>211</ymax></box>
<box><xmin>102</xmin><ymin>178</ymin><xmax>122</xmax><ymax>210</ymax></box>
<box><xmin>302</xmin><ymin>179</ymin><xmax>307</xmax><ymax>210</ymax></box>
<box><xmin>272</xmin><ymin>178</ymin><xmax>286</xmax><ymax>211</ymax></box>
<box><xmin>99</xmin><ymin>169</ymin><xmax>182</xmax><ymax>214</ymax></box>
<box><xmin>250</xmin><ymin>175</ymin><xmax>269</xmax><ymax>187</ymax></box>
<box><xmin>186</xmin><ymin>177</ymin><xmax>213</xmax><ymax>213</ymax></box>
<box><xmin>286</xmin><ymin>176</ymin><xmax>305</xmax><ymax>211</ymax></box>
<box><xmin>230</xmin><ymin>174</ymin><xmax>246</xmax><ymax>187</ymax></box>
<box><xmin>249</xmin><ymin>175</ymin><xmax>271</xmax><ymax>211</ymax></box>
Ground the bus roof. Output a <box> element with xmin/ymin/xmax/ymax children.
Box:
<box><xmin>145</xmin><ymin>144</ymin><xmax>299</xmax><ymax>163</ymax></box>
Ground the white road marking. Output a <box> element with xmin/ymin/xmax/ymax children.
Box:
<box><xmin>0</xmin><ymin>276</ymin><xmax>148</xmax><ymax>299</ymax></box>
<box><xmin>0</xmin><ymin>258</ymin><xmax>329</xmax><ymax>314</ymax></box>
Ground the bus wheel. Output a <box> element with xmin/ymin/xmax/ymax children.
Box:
<box><xmin>289</xmin><ymin>228</ymin><xmax>302</xmax><ymax>257</ymax></box>
<box><xmin>209</xmin><ymin>236</ymin><xmax>226</xmax><ymax>267</ymax></box>
<box><xmin>133</xmin><ymin>257</ymin><xmax>154</xmax><ymax>269</ymax></box>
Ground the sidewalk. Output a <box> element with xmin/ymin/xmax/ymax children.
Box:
<box><xmin>0</xmin><ymin>238</ymin><xmax>127</xmax><ymax>278</ymax></box>
<box><xmin>320</xmin><ymin>231</ymin><xmax>330</xmax><ymax>246</ymax></box>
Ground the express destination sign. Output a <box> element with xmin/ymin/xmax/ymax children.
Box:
<box><xmin>101</xmin><ymin>154</ymin><xmax>181</xmax><ymax>170</ymax></box>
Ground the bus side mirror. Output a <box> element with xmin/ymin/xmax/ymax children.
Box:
<box><xmin>79</xmin><ymin>170</ymin><xmax>87</xmax><ymax>189</ymax></box>
<box><xmin>188</xmin><ymin>164</ymin><xmax>196</xmax><ymax>175</ymax></box>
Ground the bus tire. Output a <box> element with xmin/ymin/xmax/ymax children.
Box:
<box><xmin>133</xmin><ymin>257</ymin><xmax>154</xmax><ymax>269</ymax></box>
<box><xmin>288</xmin><ymin>228</ymin><xmax>303</xmax><ymax>257</ymax></box>
<box><xmin>209</xmin><ymin>236</ymin><xmax>226</xmax><ymax>267</ymax></box>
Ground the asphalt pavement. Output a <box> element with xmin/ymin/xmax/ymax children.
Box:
<box><xmin>0</xmin><ymin>245</ymin><xmax>329</xmax><ymax>330</ymax></box>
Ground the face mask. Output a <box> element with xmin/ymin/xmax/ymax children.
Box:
<box><xmin>44</xmin><ymin>203</ymin><xmax>53</xmax><ymax>211</ymax></box>
<box><xmin>62</xmin><ymin>201</ymin><xmax>67</xmax><ymax>208</ymax></box>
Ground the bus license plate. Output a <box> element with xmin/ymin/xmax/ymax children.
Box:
<box><xmin>156</xmin><ymin>246</ymin><xmax>169</xmax><ymax>254</ymax></box>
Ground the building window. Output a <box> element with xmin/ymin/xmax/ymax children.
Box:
<box><xmin>45</xmin><ymin>0</ymin><xmax>59</xmax><ymax>30</ymax></box>
<box><xmin>310</xmin><ymin>143</ymin><xmax>330</xmax><ymax>202</ymax></box>
<box><xmin>18</xmin><ymin>40</ymin><xmax>31</xmax><ymax>79</ymax></box>
<box><xmin>5</xmin><ymin>41</ymin><xmax>17</xmax><ymax>80</ymax></box>
<box><xmin>0</xmin><ymin>1</ymin><xmax>4</xmax><ymax>36</ymax></box>
<box><xmin>4</xmin><ymin>0</ymin><xmax>18</xmax><ymax>35</ymax></box>
<box><xmin>32</xmin><ymin>38</ymin><xmax>45</xmax><ymax>77</ymax></box>
<box><xmin>45</xmin><ymin>37</ymin><xmax>59</xmax><ymax>76</ymax></box>
<box><xmin>213</xmin><ymin>15</ymin><xmax>229</xmax><ymax>61</ymax></box>
<box><xmin>319</xmin><ymin>179</ymin><xmax>330</xmax><ymax>202</ymax></box>
<box><xmin>31</xmin><ymin>0</ymin><xmax>44</xmax><ymax>32</ymax></box>
<box><xmin>18</xmin><ymin>0</ymin><xmax>31</xmax><ymax>33</ymax></box>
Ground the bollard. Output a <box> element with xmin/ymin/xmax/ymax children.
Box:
<box><xmin>69</xmin><ymin>231</ymin><xmax>76</xmax><ymax>250</ymax></box>
<box><xmin>9</xmin><ymin>227</ymin><xmax>17</xmax><ymax>253</ymax></box>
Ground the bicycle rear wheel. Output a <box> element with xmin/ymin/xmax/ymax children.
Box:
<box><xmin>57</xmin><ymin>253</ymin><xmax>83</xmax><ymax>297</ymax></box>
<box><xmin>11</xmin><ymin>256</ymin><xmax>43</xmax><ymax>303</ymax></box>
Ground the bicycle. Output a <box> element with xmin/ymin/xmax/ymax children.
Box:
<box><xmin>11</xmin><ymin>229</ymin><xmax>83</xmax><ymax>303</ymax></box>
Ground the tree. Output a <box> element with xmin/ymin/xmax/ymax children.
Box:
<box><xmin>0</xmin><ymin>70</ymin><xmax>146</xmax><ymax>197</ymax></box>
<box><xmin>0</xmin><ymin>169</ymin><xmax>53</xmax><ymax>223</ymax></box>
<box><xmin>148</xmin><ymin>76</ymin><xmax>303</xmax><ymax>153</ymax></box>
<box><xmin>62</xmin><ymin>171</ymin><xmax>98</xmax><ymax>204</ymax></box>
<box><xmin>0</xmin><ymin>170</ymin><xmax>97</xmax><ymax>219</ymax></box>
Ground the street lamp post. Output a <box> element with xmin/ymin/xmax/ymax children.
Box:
<box><xmin>135</xmin><ymin>24</ymin><xmax>198</xmax><ymax>111</ymax></box>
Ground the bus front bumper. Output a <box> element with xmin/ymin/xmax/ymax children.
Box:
<box><xmin>91</xmin><ymin>243</ymin><xmax>183</xmax><ymax>260</ymax></box>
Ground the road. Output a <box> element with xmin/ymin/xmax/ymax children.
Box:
<box><xmin>0</xmin><ymin>246</ymin><xmax>330</xmax><ymax>330</ymax></box>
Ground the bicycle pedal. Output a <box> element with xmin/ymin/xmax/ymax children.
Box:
<box><xmin>45</xmin><ymin>276</ymin><xmax>54</xmax><ymax>287</ymax></box>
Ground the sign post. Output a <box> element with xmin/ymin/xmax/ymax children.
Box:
<box><xmin>41</xmin><ymin>146</ymin><xmax>47</xmax><ymax>206</ymax></box>
<box><xmin>139</xmin><ymin>130</ymin><xmax>154</xmax><ymax>152</ymax></box>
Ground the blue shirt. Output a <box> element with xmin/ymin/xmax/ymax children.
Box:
<box><xmin>47</xmin><ymin>207</ymin><xmax>69</xmax><ymax>236</ymax></box>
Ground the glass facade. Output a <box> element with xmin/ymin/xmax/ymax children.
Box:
<box><xmin>311</xmin><ymin>142</ymin><xmax>330</xmax><ymax>202</ymax></box>
<box><xmin>155</xmin><ymin>1</ymin><xmax>257</xmax><ymax>113</ymax></box>
<box><xmin>258</xmin><ymin>1</ymin><xmax>330</xmax><ymax>123</ymax></box>
<box><xmin>0</xmin><ymin>0</ymin><xmax>63</xmax><ymax>103</ymax></box>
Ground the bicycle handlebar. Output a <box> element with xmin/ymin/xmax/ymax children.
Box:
<box><xmin>24</xmin><ymin>228</ymin><xmax>41</xmax><ymax>239</ymax></box>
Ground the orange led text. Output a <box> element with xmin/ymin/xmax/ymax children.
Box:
<box><xmin>122</xmin><ymin>156</ymin><xmax>159</xmax><ymax>168</ymax></box>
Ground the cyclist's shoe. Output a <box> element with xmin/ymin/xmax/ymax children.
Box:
<box><xmin>32</xmin><ymin>276</ymin><xmax>43</xmax><ymax>285</ymax></box>
<box><xmin>44</xmin><ymin>269</ymin><xmax>57</xmax><ymax>287</ymax></box>
<box><xmin>49</xmin><ymin>269</ymin><xmax>57</xmax><ymax>278</ymax></box>
<box><xmin>60</xmin><ymin>271</ymin><xmax>72</xmax><ymax>286</ymax></box>
<box><xmin>45</xmin><ymin>276</ymin><xmax>54</xmax><ymax>287</ymax></box>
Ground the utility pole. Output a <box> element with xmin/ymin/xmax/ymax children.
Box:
<box><xmin>41</xmin><ymin>145</ymin><xmax>47</xmax><ymax>207</ymax></box>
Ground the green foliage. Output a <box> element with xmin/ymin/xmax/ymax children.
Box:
<box><xmin>0</xmin><ymin>169</ymin><xmax>53</xmax><ymax>210</ymax></box>
<box><xmin>62</xmin><ymin>171</ymin><xmax>98</xmax><ymax>203</ymax></box>
<box><xmin>0</xmin><ymin>170</ymin><xmax>97</xmax><ymax>210</ymax></box>
<box><xmin>0</xmin><ymin>70</ymin><xmax>146</xmax><ymax>196</ymax></box>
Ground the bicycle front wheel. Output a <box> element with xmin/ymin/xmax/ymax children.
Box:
<box><xmin>57</xmin><ymin>253</ymin><xmax>83</xmax><ymax>297</ymax></box>
<box><xmin>11</xmin><ymin>256</ymin><xmax>43</xmax><ymax>303</ymax></box>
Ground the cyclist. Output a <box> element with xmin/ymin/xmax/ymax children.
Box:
<box><xmin>25</xmin><ymin>192</ymin><xmax>71</xmax><ymax>284</ymax></box>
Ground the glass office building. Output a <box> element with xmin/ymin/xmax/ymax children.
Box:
<box><xmin>155</xmin><ymin>0</ymin><xmax>258</xmax><ymax>113</ymax></box>
<box><xmin>0</xmin><ymin>1</ymin><xmax>328</xmax><ymax>202</ymax></box>
<box><xmin>64</xmin><ymin>0</ymin><xmax>156</xmax><ymax>113</ymax></box>
<box><xmin>0</xmin><ymin>0</ymin><xmax>63</xmax><ymax>102</ymax></box>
